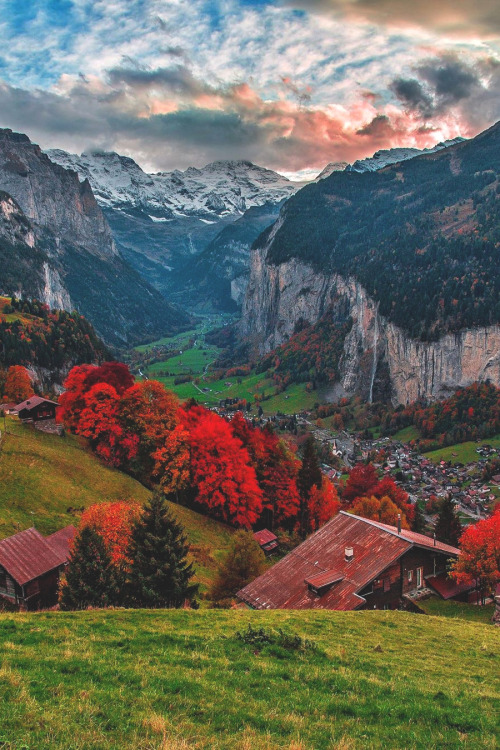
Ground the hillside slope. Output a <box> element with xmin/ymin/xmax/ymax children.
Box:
<box><xmin>0</xmin><ymin>608</ymin><xmax>497</xmax><ymax>749</ymax></box>
<box><xmin>0</xmin><ymin>419</ymin><xmax>232</xmax><ymax>587</ymax></box>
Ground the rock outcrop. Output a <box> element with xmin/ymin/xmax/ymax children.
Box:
<box><xmin>0</xmin><ymin>129</ymin><xmax>188</xmax><ymax>346</ymax></box>
<box><xmin>241</xmin><ymin>247</ymin><xmax>500</xmax><ymax>404</ymax></box>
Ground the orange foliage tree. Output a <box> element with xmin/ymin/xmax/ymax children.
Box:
<box><xmin>308</xmin><ymin>477</ymin><xmax>340</xmax><ymax>532</ymax></box>
<box><xmin>451</xmin><ymin>510</ymin><xmax>500</xmax><ymax>604</ymax></box>
<box><xmin>4</xmin><ymin>365</ymin><xmax>33</xmax><ymax>403</ymax></box>
<box><xmin>79</xmin><ymin>501</ymin><xmax>142</xmax><ymax>567</ymax></box>
<box><xmin>351</xmin><ymin>495</ymin><xmax>409</xmax><ymax>528</ymax></box>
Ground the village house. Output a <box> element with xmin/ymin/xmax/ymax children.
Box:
<box><xmin>238</xmin><ymin>512</ymin><xmax>473</xmax><ymax>611</ymax></box>
<box><xmin>0</xmin><ymin>526</ymin><xmax>75</xmax><ymax>610</ymax></box>
<box><xmin>14</xmin><ymin>395</ymin><xmax>58</xmax><ymax>422</ymax></box>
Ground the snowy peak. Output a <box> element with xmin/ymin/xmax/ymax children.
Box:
<box><xmin>316</xmin><ymin>162</ymin><xmax>349</xmax><ymax>180</ymax></box>
<box><xmin>346</xmin><ymin>138</ymin><xmax>466</xmax><ymax>174</ymax></box>
<box><xmin>46</xmin><ymin>149</ymin><xmax>298</xmax><ymax>218</ymax></box>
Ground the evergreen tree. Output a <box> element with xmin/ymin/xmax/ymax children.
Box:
<box><xmin>297</xmin><ymin>436</ymin><xmax>322</xmax><ymax>536</ymax></box>
<box><xmin>60</xmin><ymin>526</ymin><xmax>119</xmax><ymax>610</ymax></box>
<box><xmin>411</xmin><ymin>501</ymin><xmax>426</xmax><ymax>534</ymax></box>
<box><xmin>434</xmin><ymin>495</ymin><xmax>463</xmax><ymax>547</ymax></box>
<box><xmin>127</xmin><ymin>493</ymin><xmax>198</xmax><ymax>608</ymax></box>
<box><xmin>210</xmin><ymin>530</ymin><xmax>266</xmax><ymax>608</ymax></box>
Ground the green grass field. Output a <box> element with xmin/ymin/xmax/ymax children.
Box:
<box><xmin>0</xmin><ymin>608</ymin><xmax>497</xmax><ymax>750</ymax></box>
<box><xmin>417</xmin><ymin>597</ymin><xmax>495</xmax><ymax>624</ymax></box>
<box><xmin>392</xmin><ymin>425</ymin><xmax>421</xmax><ymax>443</ymax></box>
<box><xmin>0</xmin><ymin>419</ymin><xmax>233</xmax><ymax>589</ymax></box>
<box><xmin>424</xmin><ymin>436</ymin><xmax>500</xmax><ymax>465</ymax></box>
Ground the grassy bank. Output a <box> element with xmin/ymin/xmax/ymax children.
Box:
<box><xmin>0</xmin><ymin>419</ymin><xmax>233</xmax><ymax>588</ymax></box>
<box><xmin>0</xmin><ymin>609</ymin><xmax>498</xmax><ymax>750</ymax></box>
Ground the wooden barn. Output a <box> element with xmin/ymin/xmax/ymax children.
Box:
<box><xmin>253</xmin><ymin>529</ymin><xmax>279</xmax><ymax>555</ymax></box>
<box><xmin>238</xmin><ymin>511</ymin><xmax>473</xmax><ymax>611</ymax></box>
<box><xmin>0</xmin><ymin>526</ymin><xmax>75</xmax><ymax>610</ymax></box>
<box><xmin>14</xmin><ymin>395</ymin><xmax>58</xmax><ymax>422</ymax></box>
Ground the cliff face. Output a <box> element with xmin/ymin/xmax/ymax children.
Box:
<box><xmin>0</xmin><ymin>130</ymin><xmax>116</xmax><ymax>259</ymax></box>
<box><xmin>241</xmin><ymin>246</ymin><xmax>500</xmax><ymax>404</ymax></box>
<box><xmin>0</xmin><ymin>130</ymin><xmax>189</xmax><ymax>346</ymax></box>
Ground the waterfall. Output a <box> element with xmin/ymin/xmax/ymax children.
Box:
<box><xmin>368</xmin><ymin>306</ymin><xmax>379</xmax><ymax>404</ymax></box>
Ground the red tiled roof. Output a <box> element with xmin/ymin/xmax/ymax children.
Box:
<box><xmin>253</xmin><ymin>529</ymin><xmax>278</xmax><ymax>546</ymax></box>
<box><xmin>305</xmin><ymin>570</ymin><xmax>344</xmax><ymax>589</ymax></box>
<box><xmin>238</xmin><ymin>512</ymin><xmax>461</xmax><ymax>612</ymax></box>
<box><xmin>14</xmin><ymin>395</ymin><xmax>58</xmax><ymax>412</ymax></box>
<box><xmin>0</xmin><ymin>528</ymin><xmax>63</xmax><ymax>586</ymax></box>
<box><xmin>362</xmin><ymin>518</ymin><xmax>460</xmax><ymax>555</ymax></box>
<box><xmin>426</xmin><ymin>572</ymin><xmax>475</xmax><ymax>600</ymax></box>
<box><xmin>45</xmin><ymin>526</ymin><xmax>76</xmax><ymax>563</ymax></box>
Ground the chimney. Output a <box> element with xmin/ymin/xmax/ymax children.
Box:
<box><xmin>345</xmin><ymin>546</ymin><xmax>354</xmax><ymax>562</ymax></box>
<box><xmin>397</xmin><ymin>514</ymin><xmax>401</xmax><ymax>535</ymax></box>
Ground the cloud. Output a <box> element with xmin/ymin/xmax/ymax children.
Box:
<box><xmin>390</xmin><ymin>52</ymin><xmax>500</xmax><ymax>128</ymax></box>
<box><xmin>284</xmin><ymin>1</ymin><xmax>500</xmax><ymax>37</ymax></box>
<box><xmin>0</xmin><ymin>62</ymin><xmax>467</xmax><ymax>173</ymax></box>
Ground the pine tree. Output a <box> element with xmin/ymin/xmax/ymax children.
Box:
<box><xmin>434</xmin><ymin>495</ymin><xmax>463</xmax><ymax>547</ymax></box>
<box><xmin>60</xmin><ymin>526</ymin><xmax>119</xmax><ymax>610</ymax></box>
<box><xmin>127</xmin><ymin>493</ymin><xmax>198</xmax><ymax>608</ymax></box>
<box><xmin>297</xmin><ymin>436</ymin><xmax>322</xmax><ymax>536</ymax></box>
<box><xmin>411</xmin><ymin>501</ymin><xmax>426</xmax><ymax>533</ymax></box>
<box><xmin>210</xmin><ymin>530</ymin><xmax>266</xmax><ymax>608</ymax></box>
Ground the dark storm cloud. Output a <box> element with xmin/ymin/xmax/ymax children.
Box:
<box><xmin>284</xmin><ymin>0</ymin><xmax>500</xmax><ymax>37</ymax></box>
<box><xmin>356</xmin><ymin>114</ymin><xmax>394</xmax><ymax>137</ymax></box>
<box><xmin>390</xmin><ymin>53</ymin><xmax>500</xmax><ymax>121</ymax></box>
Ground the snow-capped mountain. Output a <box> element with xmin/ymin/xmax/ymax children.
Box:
<box><xmin>46</xmin><ymin>150</ymin><xmax>298</xmax><ymax>218</ymax></box>
<box><xmin>317</xmin><ymin>138</ymin><xmax>466</xmax><ymax>179</ymax></box>
<box><xmin>346</xmin><ymin>138</ymin><xmax>466</xmax><ymax>173</ymax></box>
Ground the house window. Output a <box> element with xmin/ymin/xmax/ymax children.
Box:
<box><xmin>416</xmin><ymin>567</ymin><xmax>423</xmax><ymax>588</ymax></box>
<box><xmin>383</xmin><ymin>578</ymin><xmax>391</xmax><ymax>592</ymax></box>
<box><xmin>0</xmin><ymin>569</ymin><xmax>6</xmax><ymax>590</ymax></box>
<box><xmin>407</xmin><ymin>570</ymin><xmax>413</xmax><ymax>583</ymax></box>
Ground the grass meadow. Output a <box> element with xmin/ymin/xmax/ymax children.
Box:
<box><xmin>0</xmin><ymin>608</ymin><xmax>498</xmax><ymax>750</ymax></box>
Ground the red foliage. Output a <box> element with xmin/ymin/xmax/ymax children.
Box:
<box><xmin>451</xmin><ymin>510</ymin><xmax>500</xmax><ymax>599</ymax></box>
<box><xmin>342</xmin><ymin>463</ymin><xmax>378</xmax><ymax>505</ymax></box>
<box><xmin>308</xmin><ymin>478</ymin><xmax>340</xmax><ymax>531</ymax></box>
<box><xmin>181</xmin><ymin>406</ymin><xmax>263</xmax><ymax>528</ymax></box>
<box><xmin>78</xmin><ymin>382</ymin><xmax>139</xmax><ymax>466</ymax></box>
<box><xmin>79</xmin><ymin>501</ymin><xmax>141</xmax><ymax>566</ymax></box>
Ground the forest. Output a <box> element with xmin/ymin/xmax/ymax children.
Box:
<box><xmin>262</xmin><ymin>122</ymin><xmax>500</xmax><ymax>339</ymax></box>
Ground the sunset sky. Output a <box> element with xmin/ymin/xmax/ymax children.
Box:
<box><xmin>0</xmin><ymin>0</ymin><xmax>499</xmax><ymax>178</ymax></box>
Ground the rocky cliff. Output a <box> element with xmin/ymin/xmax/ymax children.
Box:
<box><xmin>241</xmin><ymin>247</ymin><xmax>500</xmax><ymax>404</ymax></box>
<box><xmin>0</xmin><ymin>129</ymin><xmax>189</xmax><ymax>346</ymax></box>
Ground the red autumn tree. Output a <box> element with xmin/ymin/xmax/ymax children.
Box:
<box><xmin>4</xmin><ymin>365</ymin><xmax>33</xmax><ymax>403</ymax></box>
<box><xmin>451</xmin><ymin>510</ymin><xmax>500</xmax><ymax>604</ymax></box>
<box><xmin>79</xmin><ymin>501</ymin><xmax>142</xmax><ymax>567</ymax></box>
<box><xmin>78</xmin><ymin>382</ymin><xmax>139</xmax><ymax>467</ymax></box>
<box><xmin>181</xmin><ymin>406</ymin><xmax>263</xmax><ymax>528</ymax></box>
<box><xmin>153</xmin><ymin>423</ymin><xmax>191</xmax><ymax>497</ymax></box>
<box><xmin>58</xmin><ymin>363</ymin><xmax>134</xmax><ymax>432</ymax></box>
<box><xmin>119</xmin><ymin>380</ymin><xmax>179</xmax><ymax>475</ymax></box>
<box><xmin>231</xmin><ymin>413</ymin><xmax>300</xmax><ymax>528</ymax></box>
<box><xmin>342</xmin><ymin>463</ymin><xmax>378</xmax><ymax>505</ymax></box>
<box><xmin>307</xmin><ymin>477</ymin><xmax>340</xmax><ymax>532</ymax></box>
<box><xmin>351</xmin><ymin>495</ymin><xmax>410</xmax><ymax>528</ymax></box>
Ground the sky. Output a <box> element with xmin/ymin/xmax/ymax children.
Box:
<box><xmin>0</xmin><ymin>0</ymin><xmax>499</xmax><ymax>178</ymax></box>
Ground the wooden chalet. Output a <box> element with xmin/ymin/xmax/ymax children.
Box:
<box><xmin>14</xmin><ymin>395</ymin><xmax>58</xmax><ymax>422</ymax></box>
<box><xmin>253</xmin><ymin>529</ymin><xmax>279</xmax><ymax>555</ymax></box>
<box><xmin>0</xmin><ymin>526</ymin><xmax>75</xmax><ymax>610</ymax></box>
<box><xmin>238</xmin><ymin>511</ymin><xmax>473</xmax><ymax>611</ymax></box>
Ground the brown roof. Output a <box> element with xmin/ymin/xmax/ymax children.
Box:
<box><xmin>426</xmin><ymin>572</ymin><xmax>474</xmax><ymax>600</ymax></box>
<box><xmin>238</xmin><ymin>512</ymin><xmax>460</xmax><ymax>612</ymax></box>
<box><xmin>14</xmin><ymin>395</ymin><xmax>58</xmax><ymax>412</ymax></box>
<box><xmin>0</xmin><ymin>528</ymin><xmax>64</xmax><ymax>585</ymax></box>
<box><xmin>254</xmin><ymin>529</ymin><xmax>278</xmax><ymax>546</ymax></box>
<box><xmin>45</xmin><ymin>525</ymin><xmax>76</xmax><ymax>562</ymax></box>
